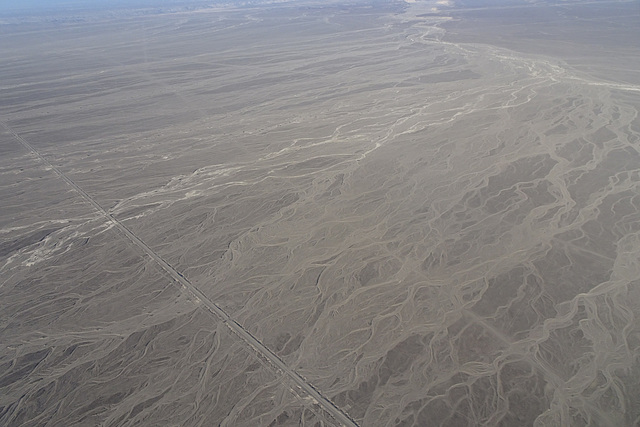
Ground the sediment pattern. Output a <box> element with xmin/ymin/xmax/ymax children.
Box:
<box><xmin>1</xmin><ymin>1</ymin><xmax>639</xmax><ymax>426</ymax></box>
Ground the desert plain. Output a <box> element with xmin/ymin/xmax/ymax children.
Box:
<box><xmin>1</xmin><ymin>0</ymin><xmax>640</xmax><ymax>426</ymax></box>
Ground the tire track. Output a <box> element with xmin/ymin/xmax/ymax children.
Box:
<box><xmin>1</xmin><ymin>119</ymin><xmax>359</xmax><ymax>427</ymax></box>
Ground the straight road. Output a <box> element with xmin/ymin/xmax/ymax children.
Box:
<box><xmin>1</xmin><ymin>119</ymin><xmax>359</xmax><ymax>427</ymax></box>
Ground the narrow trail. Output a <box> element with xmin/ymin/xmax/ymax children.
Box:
<box><xmin>0</xmin><ymin>119</ymin><xmax>359</xmax><ymax>427</ymax></box>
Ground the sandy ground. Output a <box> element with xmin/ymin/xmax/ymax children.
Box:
<box><xmin>1</xmin><ymin>1</ymin><xmax>640</xmax><ymax>425</ymax></box>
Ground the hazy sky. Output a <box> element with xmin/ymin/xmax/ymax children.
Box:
<box><xmin>0</xmin><ymin>0</ymin><xmax>208</xmax><ymax>13</ymax></box>
<box><xmin>0</xmin><ymin>0</ymin><xmax>116</xmax><ymax>12</ymax></box>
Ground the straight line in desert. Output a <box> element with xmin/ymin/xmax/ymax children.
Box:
<box><xmin>1</xmin><ymin>119</ymin><xmax>359</xmax><ymax>427</ymax></box>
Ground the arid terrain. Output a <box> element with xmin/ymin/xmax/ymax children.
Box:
<box><xmin>1</xmin><ymin>0</ymin><xmax>640</xmax><ymax>425</ymax></box>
